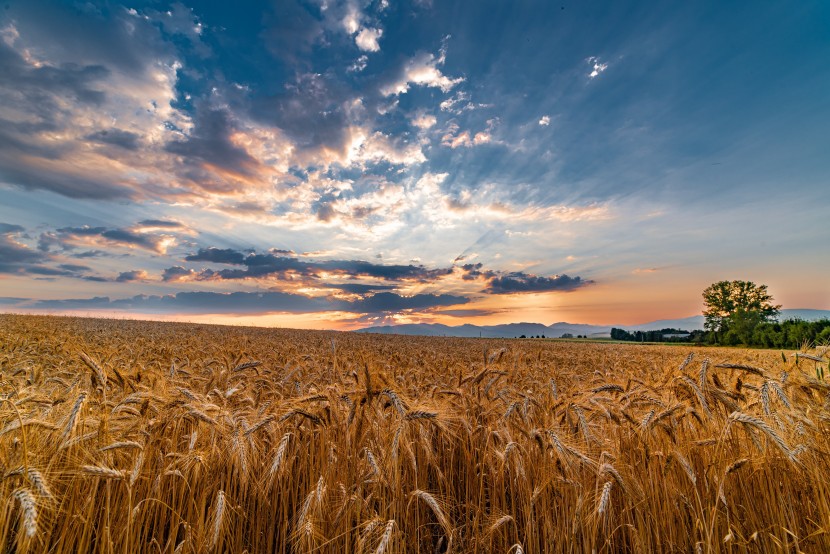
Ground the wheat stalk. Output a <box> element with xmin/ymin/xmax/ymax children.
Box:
<box><xmin>210</xmin><ymin>490</ymin><xmax>226</xmax><ymax>548</ymax></box>
<box><xmin>373</xmin><ymin>520</ymin><xmax>395</xmax><ymax>554</ymax></box>
<box><xmin>14</xmin><ymin>488</ymin><xmax>38</xmax><ymax>538</ymax></box>
<box><xmin>410</xmin><ymin>489</ymin><xmax>451</xmax><ymax>536</ymax></box>
<box><xmin>82</xmin><ymin>465</ymin><xmax>125</xmax><ymax>479</ymax></box>
<box><xmin>62</xmin><ymin>392</ymin><xmax>87</xmax><ymax>440</ymax></box>
<box><xmin>597</xmin><ymin>481</ymin><xmax>613</xmax><ymax>515</ymax></box>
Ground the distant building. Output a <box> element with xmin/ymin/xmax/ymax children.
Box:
<box><xmin>662</xmin><ymin>333</ymin><xmax>691</xmax><ymax>339</ymax></box>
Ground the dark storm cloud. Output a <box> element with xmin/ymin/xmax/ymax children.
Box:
<box><xmin>484</xmin><ymin>273</ymin><xmax>590</xmax><ymax>294</ymax></box>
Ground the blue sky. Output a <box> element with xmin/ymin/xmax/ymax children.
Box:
<box><xmin>0</xmin><ymin>0</ymin><xmax>828</xmax><ymax>328</ymax></box>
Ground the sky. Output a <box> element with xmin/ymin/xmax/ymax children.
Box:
<box><xmin>0</xmin><ymin>0</ymin><xmax>828</xmax><ymax>330</ymax></box>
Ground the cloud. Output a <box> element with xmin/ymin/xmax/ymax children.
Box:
<box><xmin>32</xmin><ymin>292</ymin><xmax>329</xmax><ymax>314</ymax></box>
<box><xmin>355</xmin><ymin>27</ymin><xmax>382</xmax><ymax>52</ymax></box>
<box><xmin>440</xmin><ymin>119</ymin><xmax>496</xmax><ymax>149</ymax></box>
<box><xmin>458</xmin><ymin>262</ymin><xmax>495</xmax><ymax>281</ymax></box>
<box><xmin>247</xmin><ymin>72</ymin><xmax>352</xmax><ymax>156</ymax></box>
<box><xmin>48</xmin><ymin>226</ymin><xmax>177</xmax><ymax>254</ymax></box>
<box><xmin>434</xmin><ymin>308</ymin><xmax>502</xmax><ymax>318</ymax></box>
<box><xmin>441</xmin><ymin>124</ymin><xmax>491</xmax><ymax>148</ymax></box>
<box><xmin>348</xmin><ymin>55</ymin><xmax>368</xmax><ymax>73</ymax></box>
<box><xmin>0</xmin><ymin>223</ymin><xmax>48</xmax><ymax>274</ymax></box>
<box><xmin>411</xmin><ymin>113</ymin><xmax>437</xmax><ymax>129</ymax></box>
<box><xmin>176</xmin><ymin>248</ymin><xmax>453</xmax><ymax>283</ymax></box>
<box><xmin>185</xmin><ymin>247</ymin><xmax>247</xmax><ymax>265</ymax></box>
<box><xmin>58</xmin><ymin>264</ymin><xmax>91</xmax><ymax>272</ymax></box>
<box><xmin>161</xmin><ymin>266</ymin><xmax>196</xmax><ymax>282</ymax></box>
<box><xmin>539</xmin><ymin>115</ymin><xmax>551</xmax><ymax>126</ymax></box>
<box><xmin>349</xmin><ymin>129</ymin><xmax>427</xmax><ymax>167</ymax></box>
<box><xmin>135</xmin><ymin>219</ymin><xmax>188</xmax><ymax>230</ymax></box>
<box><xmin>439</xmin><ymin>91</ymin><xmax>491</xmax><ymax>114</ymax></box>
<box><xmin>0</xmin><ymin>223</ymin><xmax>25</xmax><ymax>234</ymax></box>
<box><xmin>260</xmin><ymin>0</ymin><xmax>324</xmax><ymax>64</ymax></box>
<box><xmin>380</xmin><ymin>51</ymin><xmax>464</xmax><ymax>96</ymax></box>
<box><xmin>0</xmin><ymin>9</ymin><xmax>189</xmax><ymax>200</ymax></box>
<box><xmin>456</xmin><ymin>263</ymin><xmax>592</xmax><ymax>294</ymax></box>
<box><xmin>484</xmin><ymin>273</ymin><xmax>590</xmax><ymax>294</ymax></box>
<box><xmin>149</xmin><ymin>2</ymin><xmax>207</xmax><ymax>48</ymax></box>
<box><xmin>587</xmin><ymin>56</ymin><xmax>608</xmax><ymax>79</ymax></box>
<box><xmin>116</xmin><ymin>270</ymin><xmax>149</xmax><ymax>283</ymax></box>
<box><xmin>85</xmin><ymin>129</ymin><xmax>141</xmax><ymax>150</ymax></box>
<box><xmin>341</xmin><ymin>4</ymin><xmax>361</xmax><ymax>34</ymax></box>
<box><xmin>324</xmin><ymin>283</ymin><xmax>397</xmax><ymax>293</ymax></box>
<box><xmin>0</xmin><ymin>223</ymin><xmax>117</xmax><ymax>280</ymax></box>
<box><xmin>0</xmin><ymin>234</ymin><xmax>45</xmax><ymax>269</ymax></box>
<box><xmin>165</xmin><ymin>108</ymin><xmax>263</xmax><ymax>185</ymax></box>
<box><xmin>347</xmin><ymin>292</ymin><xmax>468</xmax><ymax>313</ymax></box>
<box><xmin>30</xmin><ymin>290</ymin><xmax>469</xmax><ymax>316</ymax></box>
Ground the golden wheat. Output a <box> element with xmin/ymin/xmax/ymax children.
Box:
<box><xmin>0</xmin><ymin>314</ymin><xmax>828</xmax><ymax>553</ymax></box>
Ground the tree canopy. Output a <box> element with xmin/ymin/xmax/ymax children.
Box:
<box><xmin>702</xmin><ymin>280</ymin><xmax>781</xmax><ymax>344</ymax></box>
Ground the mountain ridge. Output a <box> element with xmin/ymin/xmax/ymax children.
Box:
<box><xmin>355</xmin><ymin>309</ymin><xmax>830</xmax><ymax>338</ymax></box>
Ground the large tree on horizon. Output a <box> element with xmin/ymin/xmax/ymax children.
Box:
<box><xmin>702</xmin><ymin>280</ymin><xmax>781</xmax><ymax>344</ymax></box>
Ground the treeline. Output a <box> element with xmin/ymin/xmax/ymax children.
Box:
<box><xmin>610</xmin><ymin>328</ymin><xmax>705</xmax><ymax>343</ymax></box>
<box><xmin>611</xmin><ymin>319</ymin><xmax>830</xmax><ymax>348</ymax></box>
<box><xmin>711</xmin><ymin>318</ymin><xmax>830</xmax><ymax>348</ymax></box>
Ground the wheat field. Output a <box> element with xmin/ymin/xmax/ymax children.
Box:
<box><xmin>0</xmin><ymin>314</ymin><xmax>828</xmax><ymax>553</ymax></box>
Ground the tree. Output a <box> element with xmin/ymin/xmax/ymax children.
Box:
<box><xmin>702</xmin><ymin>280</ymin><xmax>780</xmax><ymax>344</ymax></box>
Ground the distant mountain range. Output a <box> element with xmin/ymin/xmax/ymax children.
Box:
<box><xmin>355</xmin><ymin>309</ymin><xmax>830</xmax><ymax>338</ymax></box>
